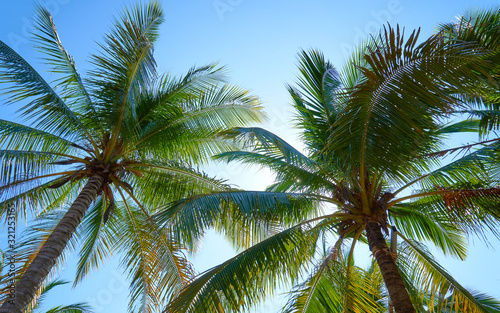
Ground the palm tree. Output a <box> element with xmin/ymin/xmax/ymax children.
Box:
<box><xmin>0</xmin><ymin>2</ymin><xmax>264</xmax><ymax>312</ymax></box>
<box><xmin>158</xmin><ymin>26</ymin><xmax>500</xmax><ymax>313</ymax></box>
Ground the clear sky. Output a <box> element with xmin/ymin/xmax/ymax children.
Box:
<box><xmin>1</xmin><ymin>0</ymin><xmax>500</xmax><ymax>312</ymax></box>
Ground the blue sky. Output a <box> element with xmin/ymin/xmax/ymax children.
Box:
<box><xmin>2</xmin><ymin>0</ymin><xmax>500</xmax><ymax>312</ymax></box>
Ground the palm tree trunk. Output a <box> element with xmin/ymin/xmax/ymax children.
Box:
<box><xmin>0</xmin><ymin>174</ymin><xmax>104</xmax><ymax>313</ymax></box>
<box><xmin>365</xmin><ymin>221</ymin><xmax>415</xmax><ymax>313</ymax></box>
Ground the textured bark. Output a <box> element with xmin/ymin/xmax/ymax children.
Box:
<box><xmin>365</xmin><ymin>222</ymin><xmax>415</xmax><ymax>313</ymax></box>
<box><xmin>0</xmin><ymin>174</ymin><xmax>104</xmax><ymax>313</ymax></box>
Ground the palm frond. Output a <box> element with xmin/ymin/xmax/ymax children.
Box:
<box><xmin>217</xmin><ymin>150</ymin><xmax>332</xmax><ymax>193</ymax></box>
<box><xmin>130</xmin><ymin>161</ymin><xmax>230</xmax><ymax>211</ymax></box>
<box><xmin>392</xmin><ymin>184</ymin><xmax>500</xmax><ymax>242</ymax></box>
<box><xmin>287</xmin><ymin>49</ymin><xmax>343</xmax><ymax>159</ymax></box>
<box><xmin>0</xmin><ymin>40</ymin><xmax>89</xmax><ymax>141</ymax></box>
<box><xmin>27</xmin><ymin>280</ymin><xmax>94</xmax><ymax>313</ymax></box>
<box><xmin>389</xmin><ymin>204</ymin><xmax>468</xmax><ymax>259</ymax></box>
<box><xmin>436</xmin><ymin>119</ymin><xmax>481</xmax><ymax>135</ymax></box>
<box><xmin>397</xmin><ymin>140</ymin><xmax>500</xmax><ymax>194</ymax></box>
<box><xmin>74</xmin><ymin>197</ymin><xmax>116</xmax><ymax>285</ymax></box>
<box><xmin>155</xmin><ymin>190</ymin><xmax>319</xmax><ymax>249</ymax></box>
<box><xmin>218</xmin><ymin>127</ymin><xmax>316</xmax><ymax>169</ymax></box>
<box><xmin>135</xmin><ymin>64</ymin><xmax>227</xmax><ymax>125</ymax></box>
<box><xmin>111</xmin><ymin>202</ymin><xmax>194</xmax><ymax>313</ymax></box>
<box><xmin>281</xmin><ymin>248</ymin><xmax>386</xmax><ymax>313</ymax></box>
<box><xmin>0</xmin><ymin>119</ymin><xmax>81</xmax><ymax>154</ymax></box>
<box><xmin>0</xmin><ymin>176</ymin><xmax>80</xmax><ymax>221</ymax></box>
<box><xmin>31</xmin><ymin>5</ymin><xmax>98</xmax><ymax>140</ymax></box>
<box><xmin>439</xmin><ymin>290</ymin><xmax>500</xmax><ymax>313</ymax></box>
<box><xmin>44</xmin><ymin>303</ymin><xmax>94</xmax><ymax>313</ymax></box>
<box><xmin>327</xmin><ymin>25</ymin><xmax>487</xmax><ymax>182</ymax></box>
<box><xmin>0</xmin><ymin>150</ymin><xmax>62</xmax><ymax>183</ymax></box>
<box><xmin>164</xmin><ymin>224</ymin><xmax>319</xmax><ymax>313</ymax></box>
<box><xmin>136</xmin><ymin>85</ymin><xmax>264</xmax><ymax>164</ymax></box>
<box><xmin>397</xmin><ymin>233</ymin><xmax>495</xmax><ymax>313</ymax></box>
<box><xmin>89</xmin><ymin>0</ymin><xmax>164</xmax><ymax>158</ymax></box>
<box><xmin>338</xmin><ymin>38</ymin><xmax>380</xmax><ymax>90</ymax></box>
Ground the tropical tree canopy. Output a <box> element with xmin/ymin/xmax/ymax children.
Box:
<box><xmin>0</xmin><ymin>1</ymin><xmax>264</xmax><ymax>312</ymax></box>
<box><xmin>158</xmin><ymin>21</ymin><xmax>500</xmax><ymax>313</ymax></box>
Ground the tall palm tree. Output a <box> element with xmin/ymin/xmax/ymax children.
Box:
<box><xmin>0</xmin><ymin>2</ymin><xmax>264</xmax><ymax>312</ymax></box>
<box><xmin>158</xmin><ymin>26</ymin><xmax>500</xmax><ymax>313</ymax></box>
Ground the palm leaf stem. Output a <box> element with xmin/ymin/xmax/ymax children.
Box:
<box><xmin>315</xmin><ymin>164</ymin><xmax>341</xmax><ymax>186</ymax></box>
<box><xmin>417</xmin><ymin>137</ymin><xmax>500</xmax><ymax>159</ymax></box>
<box><xmin>110</xmin><ymin>176</ymin><xmax>152</xmax><ymax>220</ymax></box>
<box><xmin>1</xmin><ymin>171</ymin><xmax>79</xmax><ymax>189</ymax></box>
<box><xmin>309</xmin><ymin>194</ymin><xmax>343</xmax><ymax>206</ymax></box>
<box><xmin>388</xmin><ymin>187</ymin><xmax>498</xmax><ymax>207</ymax></box>
<box><xmin>104</xmin><ymin>37</ymin><xmax>158</xmax><ymax>163</ymax></box>
<box><xmin>393</xmin><ymin>174</ymin><xmax>431</xmax><ymax>196</ymax></box>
